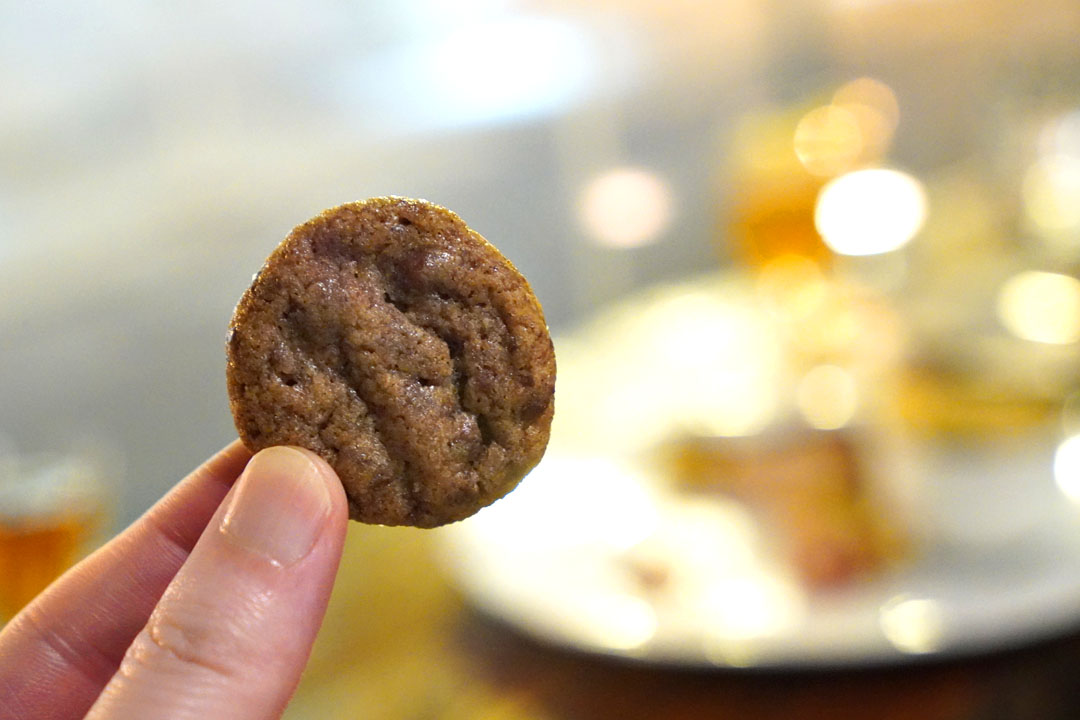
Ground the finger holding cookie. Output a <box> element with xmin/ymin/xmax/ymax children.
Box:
<box><xmin>86</xmin><ymin>446</ymin><xmax>348</xmax><ymax>720</ymax></box>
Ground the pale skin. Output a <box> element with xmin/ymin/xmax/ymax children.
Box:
<box><xmin>0</xmin><ymin>442</ymin><xmax>349</xmax><ymax>720</ymax></box>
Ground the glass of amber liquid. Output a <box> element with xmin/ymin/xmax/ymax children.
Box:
<box><xmin>0</xmin><ymin>452</ymin><xmax>109</xmax><ymax>621</ymax></box>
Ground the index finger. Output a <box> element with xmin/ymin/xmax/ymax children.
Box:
<box><xmin>0</xmin><ymin>440</ymin><xmax>252</xmax><ymax>720</ymax></box>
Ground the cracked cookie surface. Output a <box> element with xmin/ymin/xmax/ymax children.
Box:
<box><xmin>226</xmin><ymin>197</ymin><xmax>555</xmax><ymax>527</ymax></box>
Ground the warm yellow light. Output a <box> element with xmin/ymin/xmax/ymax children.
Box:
<box><xmin>1054</xmin><ymin>434</ymin><xmax>1080</xmax><ymax>503</ymax></box>
<box><xmin>703</xmin><ymin>573</ymin><xmax>805</xmax><ymax>644</ymax></box>
<box><xmin>794</xmin><ymin>105</ymin><xmax>864</xmax><ymax>177</ymax></box>
<box><xmin>551</xmin><ymin>280</ymin><xmax>784</xmax><ymax>453</ymax></box>
<box><xmin>579</xmin><ymin>167</ymin><xmax>674</xmax><ymax>248</ymax></box>
<box><xmin>1023</xmin><ymin>155</ymin><xmax>1080</xmax><ymax>234</ymax></box>
<box><xmin>996</xmin><ymin>270</ymin><xmax>1080</xmax><ymax>345</ymax></box>
<box><xmin>1037</xmin><ymin>109</ymin><xmax>1080</xmax><ymax>160</ymax></box>
<box><xmin>652</xmin><ymin>294</ymin><xmax>778</xmax><ymax>437</ymax></box>
<box><xmin>573</xmin><ymin>592</ymin><xmax>658</xmax><ymax>652</ymax></box>
<box><xmin>755</xmin><ymin>255</ymin><xmax>828</xmax><ymax>319</ymax></box>
<box><xmin>827</xmin><ymin>78</ymin><xmax>901</xmax><ymax>165</ymax></box>
<box><xmin>879</xmin><ymin>595</ymin><xmax>944</xmax><ymax>654</ymax></box>
<box><xmin>833</xmin><ymin>78</ymin><xmax>899</xmax><ymax>132</ymax></box>
<box><xmin>796</xmin><ymin>364</ymin><xmax>858</xmax><ymax>430</ymax></box>
<box><xmin>815</xmin><ymin>168</ymin><xmax>927</xmax><ymax>256</ymax></box>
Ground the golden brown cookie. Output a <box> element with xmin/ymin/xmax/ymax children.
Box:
<box><xmin>226</xmin><ymin>198</ymin><xmax>555</xmax><ymax>527</ymax></box>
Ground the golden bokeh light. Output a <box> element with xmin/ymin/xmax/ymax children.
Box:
<box><xmin>796</xmin><ymin>364</ymin><xmax>859</xmax><ymax>430</ymax></box>
<box><xmin>814</xmin><ymin>168</ymin><xmax>928</xmax><ymax>256</ymax></box>
<box><xmin>572</xmin><ymin>592</ymin><xmax>659</xmax><ymax>652</ymax></box>
<box><xmin>1054</xmin><ymin>434</ymin><xmax>1080</xmax><ymax>503</ymax></box>
<box><xmin>832</xmin><ymin>77</ymin><xmax>900</xmax><ymax>156</ymax></box>
<box><xmin>879</xmin><ymin>595</ymin><xmax>945</xmax><ymax>654</ymax></box>
<box><xmin>703</xmin><ymin>572</ymin><xmax>806</xmax><ymax>656</ymax></box>
<box><xmin>792</xmin><ymin>78</ymin><xmax>900</xmax><ymax>178</ymax></box>
<box><xmin>833</xmin><ymin>78</ymin><xmax>899</xmax><ymax>126</ymax></box>
<box><xmin>1022</xmin><ymin>154</ymin><xmax>1080</xmax><ymax>235</ymax></box>
<box><xmin>755</xmin><ymin>255</ymin><xmax>829</xmax><ymax>319</ymax></box>
<box><xmin>649</xmin><ymin>293</ymin><xmax>779</xmax><ymax>437</ymax></box>
<box><xmin>996</xmin><ymin>270</ymin><xmax>1080</xmax><ymax>345</ymax></box>
<box><xmin>579</xmin><ymin>167</ymin><xmax>674</xmax><ymax>248</ymax></box>
<box><xmin>1037</xmin><ymin>108</ymin><xmax>1080</xmax><ymax>160</ymax></box>
<box><xmin>550</xmin><ymin>281</ymin><xmax>785</xmax><ymax>455</ymax></box>
<box><xmin>794</xmin><ymin>104</ymin><xmax>864</xmax><ymax>177</ymax></box>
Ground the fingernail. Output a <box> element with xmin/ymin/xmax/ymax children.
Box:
<box><xmin>220</xmin><ymin>446</ymin><xmax>332</xmax><ymax>567</ymax></box>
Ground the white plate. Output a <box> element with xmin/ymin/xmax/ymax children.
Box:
<box><xmin>438</xmin><ymin>440</ymin><xmax>1080</xmax><ymax>668</ymax></box>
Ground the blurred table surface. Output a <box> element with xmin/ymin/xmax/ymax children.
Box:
<box><xmin>286</xmin><ymin>524</ymin><xmax>1080</xmax><ymax>720</ymax></box>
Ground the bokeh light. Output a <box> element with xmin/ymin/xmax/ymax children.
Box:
<box><xmin>1054</xmin><ymin>434</ymin><xmax>1080</xmax><ymax>503</ymax></box>
<box><xmin>996</xmin><ymin>270</ymin><xmax>1080</xmax><ymax>344</ymax></box>
<box><xmin>755</xmin><ymin>255</ymin><xmax>829</xmax><ymax>319</ymax></box>
<box><xmin>428</xmin><ymin>17</ymin><xmax>592</xmax><ymax>122</ymax></box>
<box><xmin>796</xmin><ymin>364</ymin><xmax>859</xmax><ymax>430</ymax></box>
<box><xmin>337</xmin><ymin>14</ymin><xmax>600</xmax><ymax>131</ymax></box>
<box><xmin>814</xmin><ymin>168</ymin><xmax>928</xmax><ymax>256</ymax></box>
<box><xmin>832</xmin><ymin>77</ymin><xmax>900</xmax><ymax>156</ymax></box>
<box><xmin>649</xmin><ymin>292</ymin><xmax>779</xmax><ymax>437</ymax></box>
<box><xmin>551</xmin><ymin>281</ymin><xmax>785</xmax><ymax>454</ymax></box>
<box><xmin>879</xmin><ymin>595</ymin><xmax>945</xmax><ymax>654</ymax></box>
<box><xmin>703</xmin><ymin>573</ymin><xmax>805</xmax><ymax>642</ymax></box>
<box><xmin>570</xmin><ymin>592</ymin><xmax>659</xmax><ymax>652</ymax></box>
<box><xmin>1037</xmin><ymin>108</ymin><xmax>1080</xmax><ymax>159</ymax></box>
<box><xmin>793</xmin><ymin>104</ymin><xmax>864</xmax><ymax>177</ymax></box>
<box><xmin>1022</xmin><ymin>154</ymin><xmax>1080</xmax><ymax>235</ymax></box>
<box><xmin>792</xmin><ymin>77</ymin><xmax>899</xmax><ymax>178</ymax></box>
<box><xmin>579</xmin><ymin>167</ymin><xmax>674</xmax><ymax>248</ymax></box>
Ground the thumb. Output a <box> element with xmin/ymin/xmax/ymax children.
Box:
<box><xmin>87</xmin><ymin>446</ymin><xmax>348</xmax><ymax>720</ymax></box>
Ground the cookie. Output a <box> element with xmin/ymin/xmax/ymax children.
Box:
<box><xmin>226</xmin><ymin>197</ymin><xmax>555</xmax><ymax>527</ymax></box>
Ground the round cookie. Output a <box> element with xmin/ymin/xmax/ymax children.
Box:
<box><xmin>226</xmin><ymin>197</ymin><xmax>555</xmax><ymax>527</ymax></box>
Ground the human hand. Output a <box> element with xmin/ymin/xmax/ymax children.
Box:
<box><xmin>0</xmin><ymin>442</ymin><xmax>348</xmax><ymax>720</ymax></box>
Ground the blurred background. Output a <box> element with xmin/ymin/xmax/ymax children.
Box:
<box><xmin>4</xmin><ymin>0</ymin><xmax>1080</xmax><ymax>717</ymax></box>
